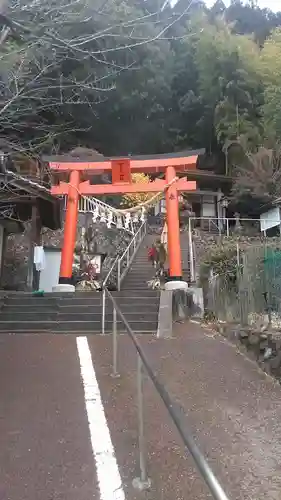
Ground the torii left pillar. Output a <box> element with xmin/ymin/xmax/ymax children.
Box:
<box><xmin>59</xmin><ymin>170</ymin><xmax>80</xmax><ymax>284</ymax></box>
<box><xmin>165</xmin><ymin>166</ymin><xmax>182</xmax><ymax>280</ymax></box>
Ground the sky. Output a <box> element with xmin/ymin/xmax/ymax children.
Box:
<box><xmin>205</xmin><ymin>0</ymin><xmax>280</xmax><ymax>11</ymax></box>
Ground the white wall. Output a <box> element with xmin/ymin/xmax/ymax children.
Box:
<box><xmin>260</xmin><ymin>207</ymin><xmax>281</xmax><ymax>232</ymax></box>
<box><xmin>39</xmin><ymin>249</ymin><xmax>61</xmax><ymax>292</ymax></box>
<box><xmin>154</xmin><ymin>199</ymin><xmax>166</xmax><ymax>215</ymax></box>
<box><xmin>201</xmin><ymin>195</ymin><xmax>216</xmax><ymax>217</ymax></box>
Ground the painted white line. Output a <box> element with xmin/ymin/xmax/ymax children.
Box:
<box><xmin>76</xmin><ymin>336</ymin><xmax>125</xmax><ymax>500</ymax></box>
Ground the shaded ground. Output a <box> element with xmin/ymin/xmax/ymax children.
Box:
<box><xmin>1</xmin><ymin>324</ymin><xmax>281</xmax><ymax>500</ymax></box>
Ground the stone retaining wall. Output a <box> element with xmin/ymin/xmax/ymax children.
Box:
<box><xmin>215</xmin><ymin>322</ymin><xmax>281</xmax><ymax>383</ymax></box>
<box><xmin>1</xmin><ymin>214</ymin><xmax>132</xmax><ymax>290</ymax></box>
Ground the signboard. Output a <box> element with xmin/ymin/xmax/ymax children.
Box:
<box><xmin>111</xmin><ymin>159</ymin><xmax>131</xmax><ymax>184</ymax></box>
<box><xmin>90</xmin><ymin>255</ymin><xmax>101</xmax><ymax>275</ymax></box>
<box><xmin>260</xmin><ymin>207</ymin><xmax>281</xmax><ymax>232</ymax></box>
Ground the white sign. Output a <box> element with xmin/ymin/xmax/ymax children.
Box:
<box><xmin>90</xmin><ymin>255</ymin><xmax>101</xmax><ymax>275</ymax></box>
<box><xmin>260</xmin><ymin>207</ymin><xmax>281</xmax><ymax>232</ymax></box>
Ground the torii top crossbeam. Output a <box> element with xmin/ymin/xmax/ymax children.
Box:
<box><xmin>47</xmin><ymin>149</ymin><xmax>204</xmax><ymax>284</ymax></box>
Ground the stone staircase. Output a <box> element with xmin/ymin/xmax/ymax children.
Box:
<box><xmin>0</xmin><ymin>235</ymin><xmax>160</xmax><ymax>334</ymax></box>
<box><xmin>116</xmin><ymin>233</ymin><xmax>160</xmax><ymax>332</ymax></box>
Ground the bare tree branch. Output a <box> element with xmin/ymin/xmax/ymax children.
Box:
<box><xmin>0</xmin><ymin>0</ymin><xmax>193</xmax><ymax>153</ymax></box>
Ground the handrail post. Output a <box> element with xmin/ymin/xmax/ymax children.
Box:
<box><xmin>111</xmin><ymin>306</ymin><xmax>120</xmax><ymax>378</ymax></box>
<box><xmin>132</xmin><ymin>356</ymin><xmax>151</xmax><ymax>491</ymax></box>
<box><xmin>117</xmin><ymin>259</ymin><xmax>121</xmax><ymax>291</ymax></box>
<box><xmin>102</xmin><ymin>288</ymin><xmax>106</xmax><ymax>335</ymax></box>
<box><xmin>189</xmin><ymin>218</ymin><xmax>195</xmax><ymax>283</ymax></box>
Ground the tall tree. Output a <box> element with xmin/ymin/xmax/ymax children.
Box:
<box><xmin>190</xmin><ymin>14</ymin><xmax>263</xmax><ymax>150</ymax></box>
<box><xmin>225</xmin><ymin>0</ymin><xmax>281</xmax><ymax>44</ymax></box>
<box><xmin>259</xmin><ymin>28</ymin><xmax>281</xmax><ymax>143</ymax></box>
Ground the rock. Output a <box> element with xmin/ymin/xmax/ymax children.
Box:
<box><xmin>264</xmin><ymin>347</ymin><xmax>273</xmax><ymax>360</ymax></box>
<box><xmin>259</xmin><ymin>340</ymin><xmax>269</xmax><ymax>351</ymax></box>
<box><xmin>226</xmin><ymin>326</ymin><xmax>239</xmax><ymax>342</ymax></box>
<box><xmin>75</xmin><ymin>280</ymin><xmax>101</xmax><ymax>291</ymax></box>
<box><xmin>275</xmin><ymin>339</ymin><xmax>281</xmax><ymax>350</ymax></box>
<box><xmin>263</xmin><ymin>361</ymin><xmax>272</xmax><ymax>374</ymax></box>
<box><xmin>239</xmin><ymin>329</ymin><xmax>250</xmax><ymax>339</ymax></box>
<box><xmin>218</xmin><ymin>324</ymin><xmax>227</xmax><ymax>335</ymax></box>
<box><xmin>269</xmin><ymin>352</ymin><xmax>281</xmax><ymax>371</ymax></box>
<box><xmin>248</xmin><ymin>333</ymin><xmax>260</xmax><ymax>346</ymax></box>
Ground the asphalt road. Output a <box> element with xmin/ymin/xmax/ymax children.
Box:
<box><xmin>0</xmin><ymin>334</ymin><xmax>97</xmax><ymax>500</ymax></box>
<box><xmin>1</xmin><ymin>325</ymin><xmax>281</xmax><ymax>500</ymax></box>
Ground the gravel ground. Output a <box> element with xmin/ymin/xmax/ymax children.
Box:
<box><xmin>89</xmin><ymin>323</ymin><xmax>281</xmax><ymax>500</ymax></box>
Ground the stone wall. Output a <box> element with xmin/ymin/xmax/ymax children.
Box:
<box><xmin>2</xmin><ymin>225</ymin><xmax>32</xmax><ymax>290</ymax></box>
<box><xmin>215</xmin><ymin>323</ymin><xmax>281</xmax><ymax>383</ymax></box>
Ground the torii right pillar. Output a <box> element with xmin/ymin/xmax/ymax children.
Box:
<box><xmin>165</xmin><ymin>166</ymin><xmax>182</xmax><ymax>280</ymax></box>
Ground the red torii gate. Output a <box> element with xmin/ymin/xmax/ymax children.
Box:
<box><xmin>49</xmin><ymin>152</ymin><xmax>200</xmax><ymax>284</ymax></box>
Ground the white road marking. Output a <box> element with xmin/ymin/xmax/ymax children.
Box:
<box><xmin>76</xmin><ymin>336</ymin><xmax>125</xmax><ymax>500</ymax></box>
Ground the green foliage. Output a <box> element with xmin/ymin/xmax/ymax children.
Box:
<box><xmin>200</xmin><ymin>240</ymin><xmax>239</xmax><ymax>284</ymax></box>
<box><xmin>192</xmin><ymin>15</ymin><xmax>263</xmax><ymax>148</ymax></box>
<box><xmin>259</xmin><ymin>28</ymin><xmax>281</xmax><ymax>142</ymax></box>
<box><xmin>225</xmin><ymin>0</ymin><xmax>281</xmax><ymax>45</ymax></box>
<box><xmin>1</xmin><ymin>0</ymin><xmax>281</xmax><ymax>189</ymax></box>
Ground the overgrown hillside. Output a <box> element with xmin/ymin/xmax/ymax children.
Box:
<box><xmin>1</xmin><ymin>0</ymin><xmax>281</xmax><ymax>210</ymax></box>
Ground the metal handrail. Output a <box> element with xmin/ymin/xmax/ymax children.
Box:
<box><xmin>101</xmin><ymin>256</ymin><xmax>119</xmax><ymax>335</ymax></box>
<box><xmin>117</xmin><ymin>220</ymin><xmax>147</xmax><ymax>288</ymax></box>
<box><xmin>101</xmin><ymin>221</ymin><xmax>147</xmax><ymax>334</ymax></box>
<box><xmin>104</xmin><ymin>287</ymin><xmax>230</xmax><ymax>500</ymax></box>
<box><xmin>118</xmin><ymin>220</ymin><xmax>146</xmax><ymax>262</ymax></box>
<box><xmin>102</xmin><ymin>255</ymin><xmax>119</xmax><ymax>289</ymax></box>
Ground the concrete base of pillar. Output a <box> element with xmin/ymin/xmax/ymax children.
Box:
<box><xmin>165</xmin><ymin>281</ymin><xmax>189</xmax><ymax>323</ymax></box>
<box><xmin>164</xmin><ymin>280</ymin><xmax>188</xmax><ymax>291</ymax></box>
<box><xmin>52</xmin><ymin>284</ymin><xmax>75</xmax><ymax>293</ymax></box>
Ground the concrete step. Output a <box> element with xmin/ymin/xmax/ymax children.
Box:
<box><xmin>0</xmin><ymin>311</ymin><xmax>158</xmax><ymax>322</ymax></box>
<box><xmin>1</xmin><ymin>312</ymin><xmax>57</xmax><ymax>321</ymax></box>
<box><xmin>122</xmin><ymin>281</ymin><xmax>153</xmax><ymax>286</ymax></box>
<box><xmin>4</xmin><ymin>295</ymin><xmax>100</xmax><ymax>304</ymax></box>
<box><xmin>132</xmin><ymin>258</ymin><xmax>152</xmax><ymax>263</ymax></box>
<box><xmin>4</xmin><ymin>297</ymin><xmax>58</xmax><ymax>306</ymax></box>
<box><xmin>124</xmin><ymin>271</ymin><xmax>155</xmax><ymax>276</ymax></box>
<box><xmin>112</xmin><ymin>290</ymin><xmax>159</xmax><ymax>297</ymax></box>
<box><xmin>0</xmin><ymin>320</ymin><xmax>158</xmax><ymax>333</ymax></box>
<box><xmin>2</xmin><ymin>299</ymin><xmax>159</xmax><ymax>314</ymax></box>
<box><xmin>59</xmin><ymin>303</ymin><xmax>158</xmax><ymax>313</ymax></box>
<box><xmin>121</xmin><ymin>288</ymin><xmax>154</xmax><ymax>292</ymax></box>
<box><xmin>120</xmin><ymin>288</ymin><xmax>158</xmax><ymax>292</ymax></box>
<box><xmin>1</xmin><ymin>305</ymin><xmax>59</xmax><ymax>313</ymax></box>
<box><xmin>125</xmin><ymin>271</ymin><xmax>157</xmax><ymax>274</ymax></box>
<box><xmin>121</xmin><ymin>276</ymin><xmax>159</xmax><ymax>281</ymax></box>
